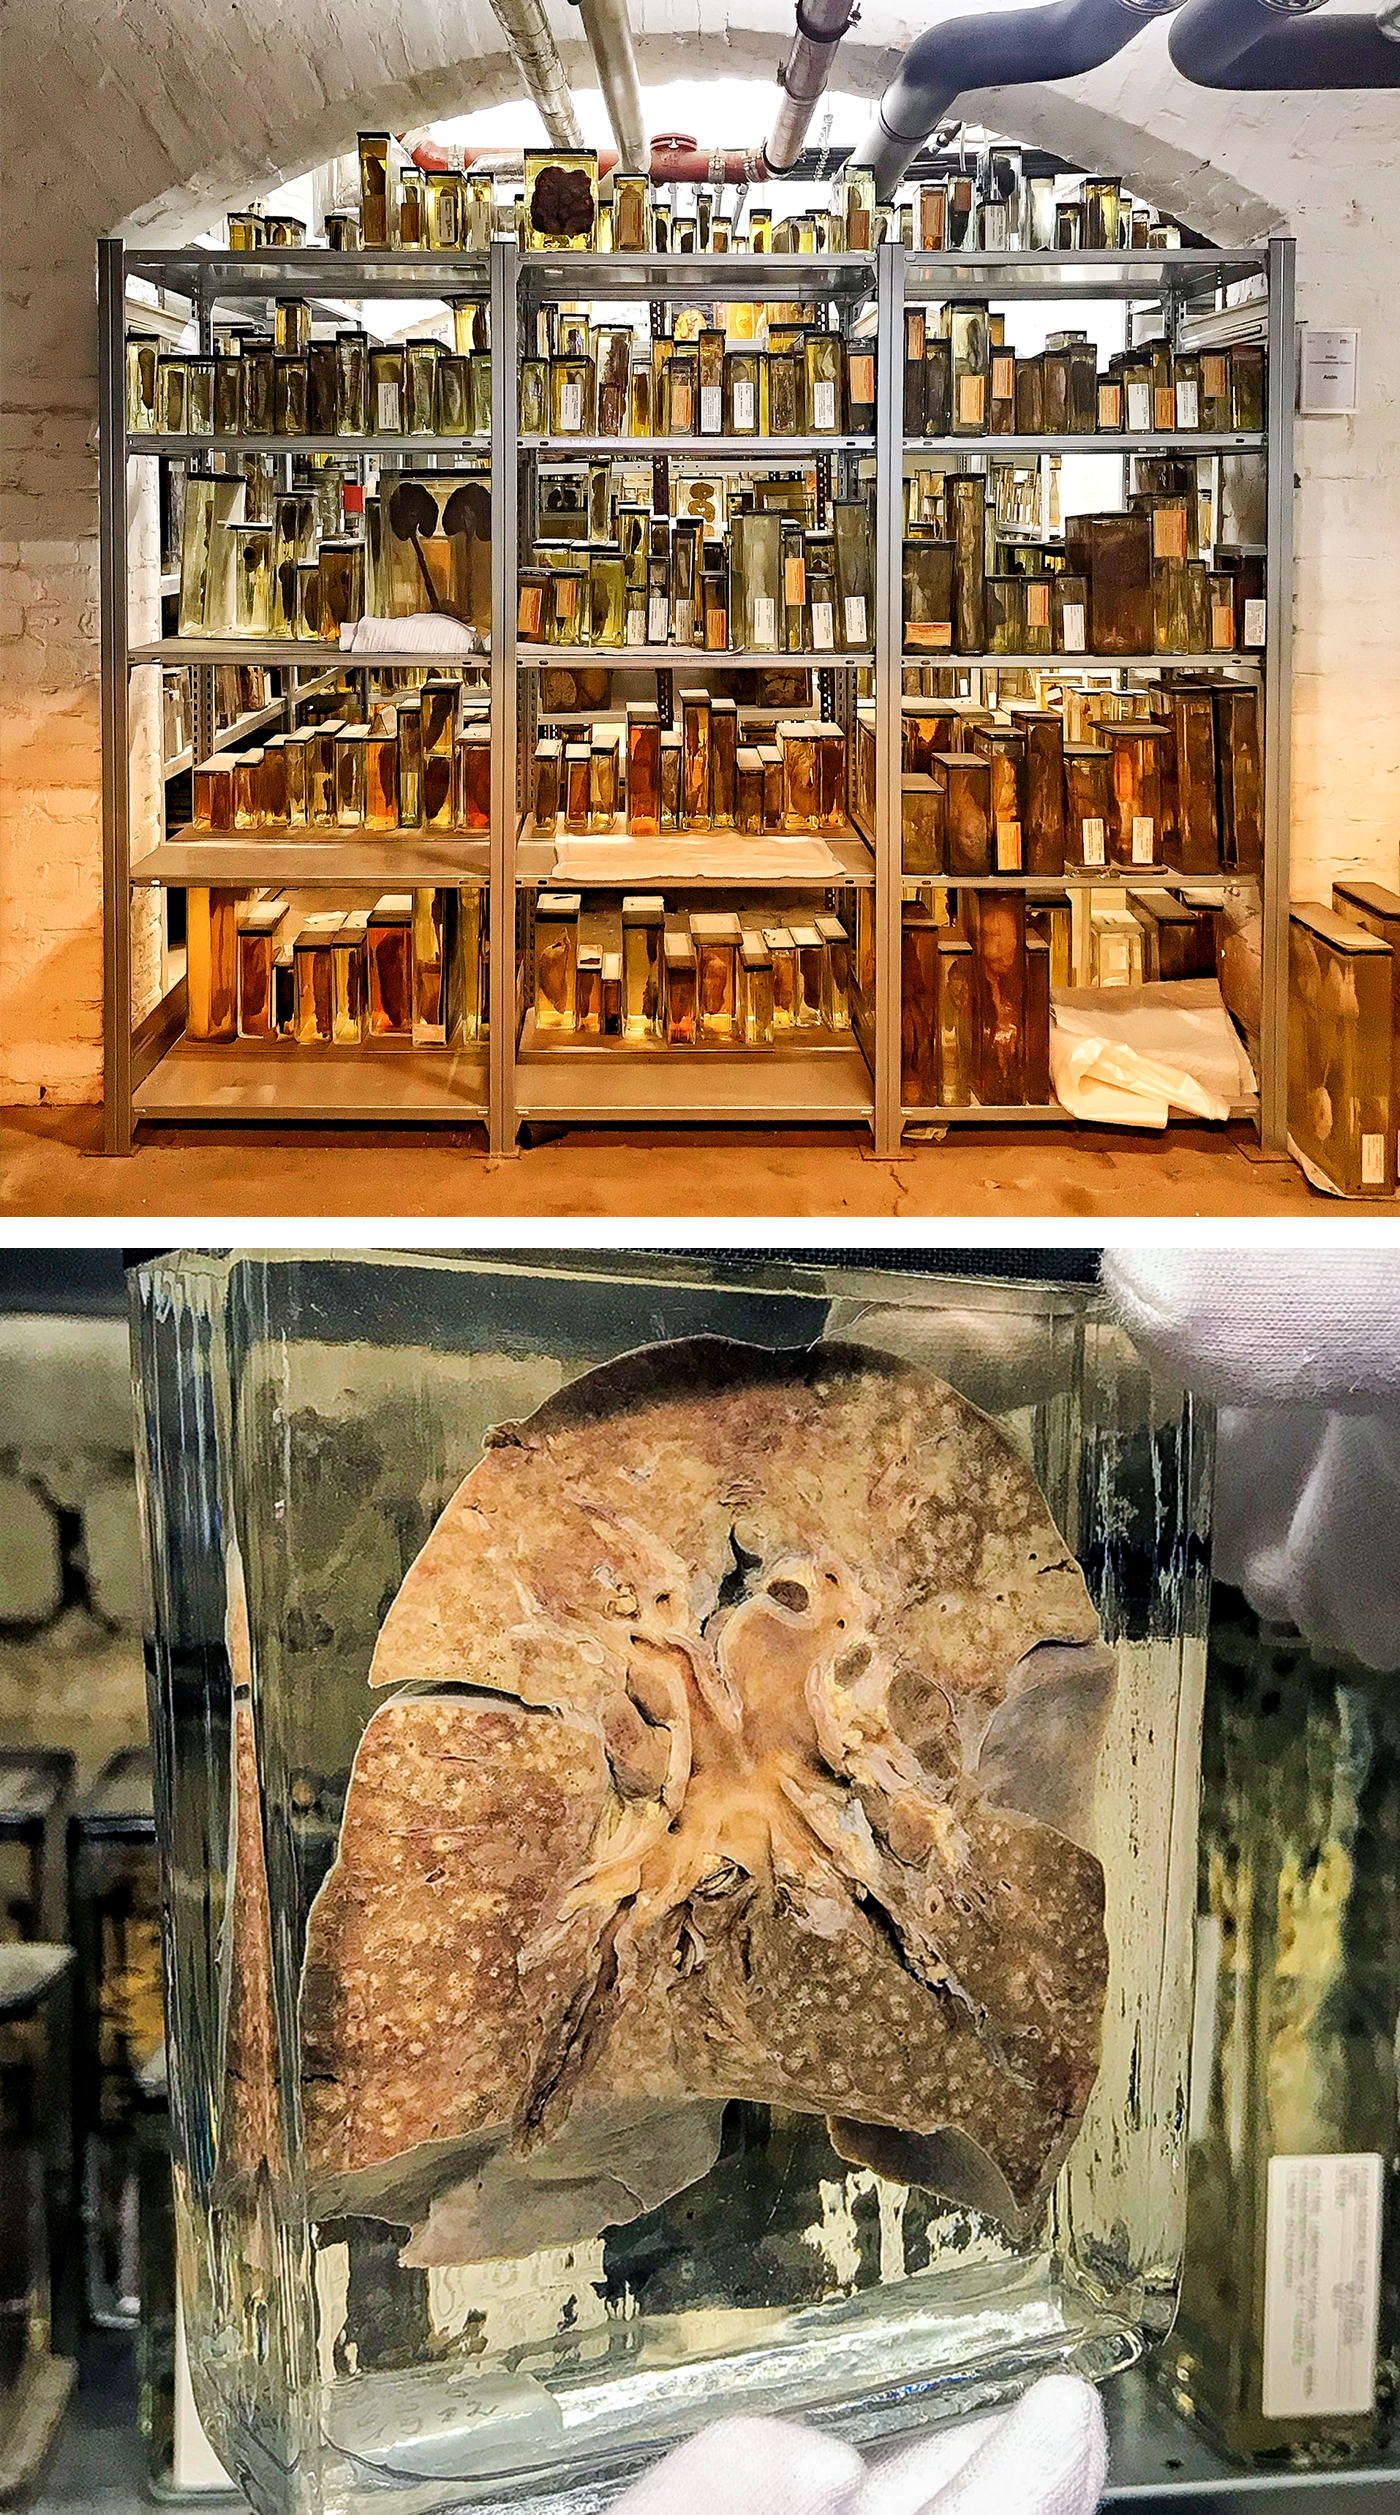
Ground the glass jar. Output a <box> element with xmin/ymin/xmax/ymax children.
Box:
<box><xmin>335</xmin><ymin>332</ymin><xmax>368</xmax><ymax>436</ymax></box>
<box><xmin>273</xmin><ymin>355</ymin><xmax>307</xmax><ymax>436</ymax></box>
<box><xmin>590</xmin><ymin>547</ymin><xmax>627</xmax><ymax>647</ymax></box>
<box><xmin>625</xmin><ymin>706</ymin><xmax>661</xmax><ymax>834</ymax></box>
<box><xmin>124</xmin><ymin>337</ymin><xmax>157</xmax><ymax>435</ymax></box>
<box><xmin>1025</xmin><ymin>176</ymin><xmax>1057</xmax><ymax>250</ymax></box>
<box><xmin>153</xmin><ymin>355</ymin><xmax>187</xmax><ymax>436</ymax></box>
<box><xmin>1083</xmin><ymin>179</ymin><xmax>1120</xmax><ymax>250</ymax></box>
<box><xmin>524</xmin><ymin>150</ymin><xmax>598</xmax><ymax>249</ymax></box>
<box><xmin>946</xmin><ymin>173</ymin><xmax>976</xmax><ymax>248</ymax></box>
<box><xmin>767</xmin><ymin>349</ymin><xmax>802</xmax><ymax>437</ymax></box>
<box><xmin>612</xmin><ymin>174</ymin><xmax>649</xmax><ymax>250</ymax></box>
<box><xmin>832</xmin><ymin>496</ymin><xmax>873</xmax><ymax>649</ymax></box>
<box><xmin>622</xmin><ymin>892</ymin><xmax>664</xmax><ymax>1030</ymax></box>
<box><xmin>185</xmin><ymin>356</ymin><xmax>216</xmax><ymax>437</ymax></box>
<box><xmin>519</xmin><ymin>360</ymin><xmax>548</xmax><ymax>434</ymax></box>
<box><xmin>324</xmin><ymin>209</ymin><xmax>359</xmax><ymax>251</ymax></box>
<box><xmin>464</xmin><ymin>175</ymin><xmax>496</xmax><ymax>250</ymax></box>
<box><xmin>550</xmin><ymin>355</ymin><xmax>596</xmax><ymax>436</ymax></box>
<box><xmin>949</xmin><ymin>303</ymin><xmax>990</xmax><ymax>434</ymax></box>
<box><xmin>663</xmin><ymin>346</ymin><xmax>696</xmax><ymax>437</ymax></box>
<box><xmin>226</xmin><ymin>209</ymin><xmax>264</xmax><ymax>250</ymax></box>
<box><xmin>369</xmin><ymin>347</ymin><xmax>404</xmax><ymax>436</ymax></box>
<box><xmin>359</xmin><ymin>133</ymin><xmax>391</xmax><ymax>247</ymax></box>
<box><xmin>404</xmin><ymin>339</ymin><xmax>439</xmax><ymax>435</ymax></box>
<box><xmin>663</xmin><ymin>930</ymin><xmax>697</xmax><ymax>1040</ymax></box>
<box><xmin>334</xmin><ymin>725</ymin><xmax>370</xmax><ymax>823</ymax></box>
<box><xmin>436</xmin><ymin>354</ymin><xmax>471</xmax><ymax>436</ymax></box>
<box><xmin>903</xmin><ymin>537</ymin><xmax>955</xmax><ymax>653</ymax></box>
<box><xmin>1055</xmin><ymin>201</ymin><xmax>1083</xmax><ymax>250</ymax></box>
<box><xmin>805</xmin><ymin>333</ymin><xmax>843</xmax><ymax>435</ymax></box>
<box><xmin>317</xmin><ymin>538</ymin><xmax>365</xmax><ymax>640</ymax></box>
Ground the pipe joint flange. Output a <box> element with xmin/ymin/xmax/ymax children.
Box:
<box><xmin>793</xmin><ymin>0</ymin><xmax>860</xmax><ymax>39</ymax></box>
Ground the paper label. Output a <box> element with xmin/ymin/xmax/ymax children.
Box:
<box><xmin>1061</xmin><ymin>601</ymin><xmax>1086</xmax><ymax>653</ymax></box>
<box><xmin>752</xmin><ymin>595</ymin><xmax>776</xmax><ymax>645</ymax></box>
<box><xmin>670</xmin><ymin>379</ymin><xmax>693</xmax><ymax>430</ymax></box>
<box><xmin>705</xmin><ymin>606</ymin><xmax>727</xmax><ymax>649</ymax></box>
<box><xmin>1026</xmin><ymin>583</ymin><xmax>1050</xmax><ymax>631</ymax></box>
<box><xmin>560</xmin><ymin>379</ymin><xmax>583</xmax><ymax>432</ymax></box>
<box><xmin>1126</xmin><ymin>382</ymin><xmax>1152</xmax><ymax>432</ymax></box>
<box><xmin>845</xmin><ymin>593</ymin><xmax>868</xmax><ymax>644</ymax></box>
<box><xmin>1203</xmin><ymin>353</ymin><xmax>1228</xmax><ymax>399</ymax></box>
<box><xmin>517</xmin><ymin>585</ymin><xmax>543</xmax><ymax>636</ymax></box>
<box><xmin>785</xmin><ymin>554</ymin><xmax>806</xmax><ymax>606</ymax></box>
<box><xmin>996</xmin><ymin>817</ymin><xmax>1023</xmax><ymax>872</ymax></box>
<box><xmin>1154</xmin><ymin>384</ymin><xmax>1176</xmax><ymax>430</ymax></box>
<box><xmin>555</xmin><ymin>574</ymin><xmax>577</xmax><ymax>618</ymax></box>
<box><xmin>991</xmin><ymin>354</ymin><xmax>1015</xmax><ymax>402</ymax></box>
<box><xmin>848</xmin><ymin>354</ymin><xmax>874</xmax><ymax>408</ymax></box>
<box><xmin>1263</xmin><ymin>2155</ymin><xmax>1383</xmax><ymax>2418</ymax></box>
<box><xmin>626</xmin><ymin>604</ymin><xmax>646</xmax><ymax>645</ymax></box>
<box><xmin>1098</xmin><ymin>384</ymin><xmax>1122</xmax><ymax>430</ymax></box>
<box><xmin>674</xmin><ymin>598</ymin><xmax>694</xmax><ymax>646</ymax></box>
<box><xmin>957</xmin><ymin>371</ymin><xmax>986</xmax><ymax>426</ymax></box>
<box><xmin>1212</xmin><ymin>600</ymin><xmax>1236</xmax><ymax>649</ymax></box>
<box><xmin>812</xmin><ymin>600</ymin><xmax>835</xmax><ymax>651</ymax></box>
<box><xmin>733</xmin><ymin>379</ymin><xmax>755</xmax><ymax>430</ymax></box>
<box><xmin>907</xmin><ymin>621</ymin><xmax>952</xmax><ymax>648</ymax></box>
<box><xmin>647</xmin><ymin>594</ymin><xmax>669</xmax><ymax>642</ymax></box>
<box><xmin>376</xmin><ymin>379</ymin><xmax>401</xmax><ymax>431</ymax></box>
<box><xmin>814</xmin><ymin>379</ymin><xmax>837</xmax><ymax>431</ymax></box>
<box><xmin>1153</xmin><ymin>506</ymin><xmax>1189</xmax><ymax>561</ymax></box>
<box><xmin>1361</xmin><ymin>1134</ymin><xmax>1386</xmax><ymax>1186</ymax></box>
<box><xmin>1244</xmin><ymin>597</ymin><xmax>1267</xmax><ymax>647</ymax></box>
<box><xmin>907</xmin><ymin>313</ymin><xmax>926</xmax><ymax>362</ymax></box>
<box><xmin>1082</xmin><ymin>816</ymin><xmax>1106</xmax><ymax>867</ymax></box>
<box><xmin>700</xmin><ymin>385</ymin><xmax>722</xmax><ymax>434</ymax></box>
<box><xmin>1132</xmin><ymin>815</ymin><xmax>1155</xmax><ymax>863</ymax></box>
<box><xmin>1176</xmin><ymin>380</ymin><xmax>1200</xmax><ymax>429</ymax></box>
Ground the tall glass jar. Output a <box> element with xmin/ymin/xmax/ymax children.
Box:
<box><xmin>132</xmin><ymin>1251</ymin><xmax>1214</xmax><ymax>2515</ymax></box>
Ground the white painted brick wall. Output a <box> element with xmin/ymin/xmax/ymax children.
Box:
<box><xmin>2</xmin><ymin>0</ymin><xmax>1398</xmax><ymax>1100</ymax></box>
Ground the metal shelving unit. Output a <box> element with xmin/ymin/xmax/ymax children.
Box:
<box><xmin>100</xmin><ymin>232</ymin><xmax>1293</xmax><ymax>1158</ymax></box>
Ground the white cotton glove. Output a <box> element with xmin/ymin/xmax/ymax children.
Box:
<box><xmin>609</xmin><ymin>2376</ymin><xmax>1108</xmax><ymax>2515</ymax></box>
<box><xmin>1102</xmin><ymin>1251</ymin><xmax>1400</xmax><ymax>1671</ymax></box>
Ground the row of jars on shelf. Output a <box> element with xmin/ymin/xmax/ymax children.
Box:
<box><xmin>188</xmin><ymin>887</ymin><xmax>486</xmax><ymax>1047</ymax></box>
<box><xmin>904</xmin><ymin>317</ymin><xmax>1266</xmax><ymax>438</ymax></box>
<box><xmin>520</xmin><ymin>324</ymin><xmax>873</xmax><ymax>440</ymax></box>
<box><xmin>191</xmin><ymin>686</ymin><xmax>489</xmax><ymax>832</ymax></box>
<box><xmin>521</xmin><ymin>504</ymin><xmax>872</xmax><ymax>655</ymax></box>
<box><xmin>223</xmin><ymin>147</ymin><xmax>1182</xmax><ymax>260</ymax></box>
<box><xmin>530</xmin><ymin>704</ymin><xmax>850</xmax><ymax>838</ymax></box>
<box><xmin>127</xmin><ymin>319</ymin><xmax>491</xmax><ymax>440</ymax></box>
<box><xmin>533</xmin><ymin>896</ymin><xmax>853</xmax><ymax>1046</ymax></box>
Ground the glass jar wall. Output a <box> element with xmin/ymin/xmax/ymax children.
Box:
<box><xmin>132</xmin><ymin>1252</ymin><xmax>1212</xmax><ymax>2515</ymax></box>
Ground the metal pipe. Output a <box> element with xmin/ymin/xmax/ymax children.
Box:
<box><xmin>765</xmin><ymin>0</ymin><xmax>862</xmax><ymax>173</ymax></box>
<box><xmin>570</xmin><ymin>0</ymin><xmax>649</xmax><ymax>171</ymax></box>
<box><xmin>851</xmin><ymin>0</ymin><xmax>1181</xmax><ymax>200</ymax></box>
<box><xmin>407</xmin><ymin>135</ymin><xmax>770</xmax><ymax>183</ymax></box>
<box><xmin>1169</xmin><ymin>0</ymin><xmax>1400</xmax><ymax>87</ymax></box>
<box><xmin>483</xmin><ymin>0</ymin><xmax>584</xmax><ymax>146</ymax></box>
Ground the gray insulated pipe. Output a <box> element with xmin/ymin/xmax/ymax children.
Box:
<box><xmin>766</xmin><ymin>0</ymin><xmax>863</xmax><ymax>173</ymax></box>
<box><xmin>1168</xmin><ymin>0</ymin><xmax>1400</xmax><ymax>87</ymax></box>
<box><xmin>485</xmin><ymin>0</ymin><xmax>585</xmax><ymax>145</ymax></box>
<box><xmin>570</xmin><ymin>0</ymin><xmax>649</xmax><ymax>170</ymax></box>
<box><xmin>851</xmin><ymin>0</ymin><xmax>1181</xmax><ymax>199</ymax></box>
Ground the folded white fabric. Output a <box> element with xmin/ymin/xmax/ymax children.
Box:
<box><xmin>339</xmin><ymin>614</ymin><xmax>488</xmax><ymax>656</ymax></box>
<box><xmin>1049</xmin><ymin>981</ymin><xmax>1256</xmax><ymax>1129</ymax></box>
<box><xmin>1104</xmin><ymin>1252</ymin><xmax>1400</xmax><ymax>1671</ymax></box>
<box><xmin>609</xmin><ymin>2376</ymin><xmax>1108</xmax><ymax>2515</ymax></box>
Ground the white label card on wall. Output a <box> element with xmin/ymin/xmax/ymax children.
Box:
<box><xmin>1244</xmin><ymin>598</ymin><xmax>1267</xmax><ymax>647</ymax></box>
<box><xmin>1262</xmin><ymin>2154</ymin><xmax>1383</xmax><ymax>2419</ymax></box>
<box><xmin>1299</xmin><ymin>327</ymin><xmax>1359</xmax><ymax>416</ymax></box>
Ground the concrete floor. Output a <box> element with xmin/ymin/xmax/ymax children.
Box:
<box><xmin>0</xmin><ymin>1103</ymin><xmax>1380</xmax><ymax>1220</ymax></box>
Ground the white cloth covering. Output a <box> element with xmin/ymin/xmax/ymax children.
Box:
<box><xmin>610</xmin><ymin>2376</ymin><xmax>1108</xmax><ymax>2515</ymax></box>
<box><xmin>1049</xmin><ymin>982</ymin><xmax>1256</xmax><ymax>1129</ymax></box>
<box><xmin>1103</xmin><ymin>1252</ymin><xmax>1400</xmax><ymax>1671</ymax></box>
<box><xmin>339</xmin><ymin>614</ymin><xmax>488</xmax><ymax>656</ymax></box>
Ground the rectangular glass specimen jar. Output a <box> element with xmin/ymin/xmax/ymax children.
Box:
<box><xmin>130</xmin><ymin>1252</ymin><xmax>1213</xmax><ymax>2515</ymax></box>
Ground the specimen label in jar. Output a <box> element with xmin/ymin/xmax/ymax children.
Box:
<box><xmin>297</xmin><ymin>1340</ymin><xmax>1115</xmax><ymax>2260</ymax></box>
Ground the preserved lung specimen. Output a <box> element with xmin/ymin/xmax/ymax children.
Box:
<box><xmin>300</xmin><ymin>1339</ymin><xmax>1114</xmax><ymax>2257</ymax></box>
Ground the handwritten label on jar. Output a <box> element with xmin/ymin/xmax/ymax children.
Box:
<box><xmin>517</xmin><ymin>586</ymin><xmax>543</xmax><ymax>636</ymax></box>
<box><xmin>844</xmin><ymin>594</ymin><xmax>868</xmax><ymax>644</ymax></box>
<box><xmin>1132</xmin><ymin>816</ymin><xmax>1155</xmax><ymax>863</ymax></box>
<box><xmin>1212</xmin><ymin>601</ymin><xmax>1235</xmax><ymax>649</ymax></box>
<box><xmin>1263</xmin><ymin>2155</ymin><xmax>1382</xmax><ymax>2418</ymax></box>
<box><xmin>812</xmin><ymin>601</ymin><xmax>835</xmax><ymax>651</ymax></box>
<box><xmin>957</xmin><ymin>373</ymin><xmax>986</xmax><ymax>426</ymax></box>
<box><xmin>1203</xmin><ymin>354</ymin><xmax>1228</xmax><ymax>400</ymax></box>
<box><xmin>627</xmin><ymin>606</ymin><xmax>646</xmax><ymax>645</ymax></box>
<box><xmin>1061</xmin><ymin>602</ymin><xmax>1086</xmax><ymax>652</ymax></box>
<box><xmin>785</xmin><ymin>555</ymin><xmax>806</xmax><ymax>606</ymax></box>
<box><xmin>991</xmin><ymin>355</ymin><xmax>1015</xmax><ymax>403</ymax></box>
<box><xmin>1361</xmin><ymin>1135</ymin><xmax>1386</xmax><ymax>1186</ymax></box>
<box><xmin>814</xmin><ymin>380</ymin><xmax>837</xmax><ymax>431</ymax></box>
<box><xmin>733</xmin><ymin>380</ymin><xmax>755</xmax><ymax>431</ymax></box>
<box><xmin>1244</xmin><ymin>598</ymin><xmax>1267</xmax><ymax>646</ymax></box>
<box><xmin>848</xmin><ymin>355</ymin><xmax>874</xmax><ymax>413</ymax></box>
<box><xmin>996</xmin><ymin>818</ymin><xmax>1023</xmax><ymax>872</ymax></box>
<box><xmin>1153</xmin><ymin>507</ymin><xmax>1189</xmax><ymax>562</ymax></box>
<box><xmin>377</xmin><ymin>381</ymin><xmax>401</xmax><ymax>432</ymax></box>
<box><xmin>560</xmin><ymin>380</ymin><xmax>583</xmax><ymax>432</ymax></box>
<box><xmin>647</xmin><ymin>595</ymin><xmax>669</xmax><ymax>642</ymax></box>
<box><xmin>752</xmin><ymin>596</ymin><xmax>776</xmax><ymax>646</ymax></box>
<box><xmin>1098</xmin><ymin>384</ymin><xmax>1122</xmax><ymax>430</ymax></box>
<box><xmin>700</xmin><ymin>386</ymin><xmax>723</xmax><ymax>434</ymax></box>
<box><xmin>1026</xmin><ymin>583</ymin><xmax>1050</xmax><ymax>631</ymax></box>
<box><xmin>674</xmin><ymin>600</ymin><xmax>695</xmax><ymax>645</ymax></box>
<box><xmin>1082</xmin><ymin>817</ymin><xmax>1106</xmax><ymax>867</ymax></box>
<box><xmin>1127</xmin><ymin>383</ymin><xmax>1152</xmax><ymax>432</ymax></box>
<box><xmin>1176</xmin><ymin>381</ymin><xmax>1200</xmax><ymax>429</ymax></box>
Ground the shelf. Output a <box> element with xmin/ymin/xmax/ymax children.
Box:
<box><xmin>523</xmin><ymin>436</ymin><xmax>874</xmax><ymax>461</ymax></box>
<box><xmin>905</xmin><ymin>248</ymin><xmax>1267</xmax><ymax>302</ymax></box>
<box><xmin>901</xmin><ymin>870</ymin><xmax>1249</xmax><ymax>889</ymax></box>
<box><xmin>520</xmin><ymin>252</ymin><xmax>876</xmax><ymax>305</ymax></box>
<box><xmin>129</xmin><ymin>434</ymin><xmax>491</xmax><ymax>457</ymax></box>
<box><xmin>521</xmin><ymin>817</ymin><xmax>873</xmax><ymax>888</ymax></box>
<box><xmin>517</xmin><ymin>645</ymin><xmax>871</xmax><ymax>669</ymax></box>
<box><xmin>132</xmin><ymin>1036</ymin><xmax>489</xmax><ymax>1123</ymax></box>
<box><xmin>516</xmin><ymin>1014</ymin><xmax>873</xmax><ymax>1123</ymax></box>
<box><xmin>131</xmin><ymin>638</ymin><xmax>490</xmax><ymax>668</ymax></box>
<box><xmin>903</xmin><ymin>1100</ymin><xmax>1070</xmax><ymax>1124</ymax></box>
<box><xmin>915</xmin><ymin>652</ymin><xmax>1263</xmax><ymax>672</ymax></box>
<box><xmin>904</xmin><ymin>433</ymin><xmax>1265</xmax><ymax>456</ymax></box>
<box><xmin>158</xmin><ymin>670</ymin><xmax>343</xmax><ymax>780</ymax></box>
<box><xmin>122</xmin><ymin>246</ymin><xmax>492</xmax><ymax>301</ymax></box>
<box><xmin>132</xmin><ymin>832</ymin><xmax>489</xmax><ymax>887</ymax></box>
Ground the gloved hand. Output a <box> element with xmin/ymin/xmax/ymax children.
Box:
<box><xmin>610</xmin><ymin>2374</ymin><xmax>1108</xmax><ymax>2515</ymax></box>
<box><xmin>1103</xmin><ymin>1250</ymin><xmax>1400</xmax><ymax>1671</ymax></box>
